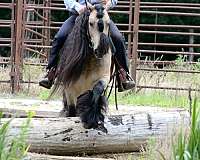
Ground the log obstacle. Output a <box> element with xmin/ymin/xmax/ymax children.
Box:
<box><xmin>3</xmin><ymin>109</ymin><xmax>189</xmax><ymax>156</ymax></box>
<box><xmin>26</xmin><ymin>153</ymin><xmax>114</xmax><ymax>160</ymax></box>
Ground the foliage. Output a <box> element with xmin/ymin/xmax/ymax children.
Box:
<box><xmin>172</xmin><ymin>98</ymin><xmax>200</xmax><ymax>160</ymax></box>
<box><xmin>0</xmin><ymin>112</ymin><xmax>34</xmax><ymax>160</ymax></box>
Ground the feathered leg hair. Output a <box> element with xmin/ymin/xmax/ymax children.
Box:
<box><xmin>77</xmin><ymin>80</ymin><xmax>108</xmax><ymax>133</ymax></box>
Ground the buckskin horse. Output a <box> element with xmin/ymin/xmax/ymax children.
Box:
<box><xmin>52</xmin><ymin>4</ymin><xmax>112</xmax><ymax>132</ymax></box>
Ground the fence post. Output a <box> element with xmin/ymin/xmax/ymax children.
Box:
<box><xmin>10</xmin><ymin>0</ymin><xmax>15</xmax><ymax>93</ymax></box>
<box><xmin>127</xmin><ymin>0</ymin><xmax>133</xmax><ymax>58</ymax></box>
<box><xmin>11</xmin><ymin>0</ymin><xmax>24</xmax><ymax>93</ymax></box>
<box><xmin>43</xmin><ymin>0</ymin><xmax>51</xmax><ymax>60</ymax></box>
<box><xmin>131</xmin><ymin>0</ymin><xmax>140</xmax><ymax>87</ymax></box>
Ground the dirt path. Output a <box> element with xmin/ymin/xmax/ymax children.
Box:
<box><xmin>0</xmin><ymin>98</ymin><xmax>187</xmax><ymax>117</ymax></box>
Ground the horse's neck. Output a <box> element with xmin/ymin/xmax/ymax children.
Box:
<box><xmin>67</xmin><ymin>50</ymin><xmax>112</xmax><ymax>104</ymax></box>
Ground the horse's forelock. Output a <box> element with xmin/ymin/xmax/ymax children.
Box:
<box><xmin>95</xmin><ymin>4</ymin><xmax>104</xmax><ymax>18</ymax></box>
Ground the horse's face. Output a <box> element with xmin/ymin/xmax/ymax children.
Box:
<box><xmin>88</xmin><ymin>5</ymin><xmax>110</xmax><ymax>58</ymax></box>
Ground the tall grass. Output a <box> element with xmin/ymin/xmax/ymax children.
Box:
<box><xmin>0</xmin><ymin>112</ymin><xmax>33</xmax><ymax>160</ymax></box>
<box><xmin>109</xmin><ymin>91</ymin><xmax>189</xmax><ymax>108</ymax></box>
<box><xmin>138</xmin><ymin>99</ymin><xmax>200</xmax><ymax>160</ymax></box>
<box><xmin>173</xmin><ymin>98</ymin><xmax>200</xmax><ymax>160</ymax></box>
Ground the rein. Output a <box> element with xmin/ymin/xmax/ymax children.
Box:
<box><xmin>104</xmin><ymin>37</ymin><xmax>119</xmax><ymax>111</ymax></box>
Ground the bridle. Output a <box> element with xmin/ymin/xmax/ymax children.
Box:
<box><xmin>85</xmin><ymin>4</ymin><xmax>111</xmax><ymax>59</ymax></box>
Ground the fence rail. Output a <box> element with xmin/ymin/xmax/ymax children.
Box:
<box><xmin>1</xmin><ymin>0</ymin><xmax>200</xmax><ymax>93</ymax></box>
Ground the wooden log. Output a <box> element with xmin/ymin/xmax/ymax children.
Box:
<box><xmin>0</xmin><ymin>98</ymin><xmax>61</xmax><ymax>118</ymax></box>
<box><xmin>4</xmin><ymin>109</ymin><xmax>189</xmax><ymax>156</ymax></box>
<box><xmin>26</xmin><ymin>153</ymin><xmax>114</xmax><ymax>160</ymax></box>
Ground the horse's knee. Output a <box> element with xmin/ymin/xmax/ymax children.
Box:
<box><xmin>93</xmin><ymin>80</ymin><xmax>106</xmax><ymax>97</ymax></box>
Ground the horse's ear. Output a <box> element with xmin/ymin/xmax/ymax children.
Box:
<box><xmin>87</xmin><ymin>3</ymin><xmax>95</xmax><ymax>11</ymax></box>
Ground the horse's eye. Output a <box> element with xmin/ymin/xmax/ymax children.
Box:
<box><xmin>89</xmin><ymin>22</ymin><xmax>94</xmax><ymax>27</ymax></box>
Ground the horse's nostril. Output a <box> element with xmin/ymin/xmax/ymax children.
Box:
<box><xmin>94</xmin><ymin>49</ymin><xmax>103</xmax><ymax>59</ymax></box>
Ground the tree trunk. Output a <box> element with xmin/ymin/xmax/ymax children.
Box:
<box><xmin>4</xmin><ymin>110</ymin><xmax>189</xmax><ymax>156</ymax></box>
<box><xmin>26</xmin><ymin>153</ymin><xmax>114</xmax><ymax>160</ymax></box>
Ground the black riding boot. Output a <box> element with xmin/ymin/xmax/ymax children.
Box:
<box><xmin>39</xmin><ymin>67</ymin><xmax>57</xmax><ymax>89</ymax></box>
<box><xmin>39</xmin><ymin>37</ymin><xmax>61</xmax><ymax>89</ymax></box>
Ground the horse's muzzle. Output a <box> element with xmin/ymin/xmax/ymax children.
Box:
<box><xmin>94</xmin><ymin>49</ymin><xmax>104</xmax><ymax>59</ymax></box>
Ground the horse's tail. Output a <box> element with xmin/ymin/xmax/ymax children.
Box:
<box><xmin>77</xmin><ymin>82</ymin><xmax>108</xmax><ymax>132</ymax></box>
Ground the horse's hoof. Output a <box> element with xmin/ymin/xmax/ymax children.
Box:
<box><xmin>83</xmin><ymin>123</ymin><xmax>93</xmax><ymax>129</ymax></box>
<box><xmin>59</xmin><ymin>110</ymin><xmax>68</xmax><ymax>117</ymax></box>
<box><xmin>82</xmin><ymin>122</ymin><xmax>107</xmax><ymax>133</ymax></box>
<box><xmin>96</xmin><ymin>123</ymin><xmax>108</xmax><ymax>133</ymax></box>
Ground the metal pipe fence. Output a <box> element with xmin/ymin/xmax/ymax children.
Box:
<box><xmin>0</xmin><ymin>0</ymin><xmax>200</xmax><ymax>93</ymax></box>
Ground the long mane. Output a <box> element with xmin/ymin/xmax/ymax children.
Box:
<box><xmin>52</xmin><ymin>11</ymin><xmax>92</xmax><ymax>93</ymax></box>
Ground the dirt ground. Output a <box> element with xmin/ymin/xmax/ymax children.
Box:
<box><xmin>0</xmin><ymin>98</ymin><xmax>187</xmax><ymax>117</ymax></box>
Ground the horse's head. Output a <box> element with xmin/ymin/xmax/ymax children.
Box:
<box><xmin>52</xmin><ymin>5</ymin><xmax>111</xmax><ymax>92</ymax></box>
<box><xmin>88</xmin><ymin>4</ymin><xmax>111</xmax><ymax>59</ymax></box>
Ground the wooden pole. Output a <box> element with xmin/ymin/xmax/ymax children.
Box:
<box><xmin>131</xmin><ymin>0</ymin><xmax>140</xmax><ymax>85</ymax></box>
<box><xmin>12</xmin><ymin>0</ymin><xmax>24</xmax><ymax>93</ymax></box>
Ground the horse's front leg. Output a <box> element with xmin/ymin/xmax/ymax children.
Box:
<box><xmin>77</xmin><ymin>79</ymin><xmax>108</xmax><ymax>132</ymax></box>
<box><xmin>59</xmin><ymin>91</ymin><xmax>77</xmax><ymax>117</ymax></box>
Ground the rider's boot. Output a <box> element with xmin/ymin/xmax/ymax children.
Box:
<box><xmin>39</xmin><ymin>34</ymin><xmax>62</xmax><ymax>89</ymax></box>
<box><xmin>39</xmin><ymin>67</ymin><xmax>56</xmax><ymax>89</ymax></box>
<box><xmin>117</xmin><ymin>68</ymin><xmax>135</xmax><ymax>92</ymax></box>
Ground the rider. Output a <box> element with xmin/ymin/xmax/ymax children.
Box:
<box><xmin>39</xmin><ymin>0</ymin><xmax>135</xmax><ymax>92</ymax></box>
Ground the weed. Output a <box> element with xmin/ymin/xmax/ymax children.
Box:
<box><xmin>0</xmin><ymin>112</ymin><xmax>34</xmax><ymax>160</ymax></box>
<box><xmin>172</xmin><ymin>98</ymin><xmax>200</xmax><ymax>160</ymax></box>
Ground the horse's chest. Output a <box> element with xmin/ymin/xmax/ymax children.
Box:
<box><xmin>85</xmin><ymin>54</ymin><xmax>111</xmax><ymax>80</ymax></box>
<box><xmin>72</xmin><ymin>54</ymin><xmax>111</xmax><ymax>94</ymax></box>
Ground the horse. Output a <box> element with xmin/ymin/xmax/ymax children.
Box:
<box><xmin>52</xmin><ymin>4</ymin><xmax>112</xmax><ymax>132</ymax></box>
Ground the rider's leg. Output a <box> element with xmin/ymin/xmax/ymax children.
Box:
<box><xmin>109</xmin><ymin>20</ymin><xmax>135</xmax><ymax>92</ymax></box>
<box><xmin>39</xmin><ymin>15</ymin><xmax>78</xmax><ymax>89</ymax></box>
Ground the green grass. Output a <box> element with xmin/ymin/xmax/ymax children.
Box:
<box><xmin>109</xmin><ymin>91</ymin><xmax>190</xmax><ymax>108</ymax></box>
<box><xmin>38</xmin><ymin>89</ymin><xmax>51</xmax><ymax>100</ymax></box>
<box><xmin>0</xmin><ymin>112</ymin><xmax>34</xmax><ymax>160</ymax></box>
<box><xmin>172</xmin><ymin>98</ymin><xmax>200</xmax><ymax>160</ymax></box>
<box><xmin>0</xmin><ymin>88</ymin><xmax>191</xmax><ymax>108</ymax></box>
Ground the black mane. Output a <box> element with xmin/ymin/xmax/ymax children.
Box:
<box><xmin>51</xmin><ymin>7</ymin><xmax>110</xmax><ymax>95</ymax></box>
<box><xmin>52</xmin><ymin>11</ymin><xmax>92</xmax><ymax>94</ymax></box>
